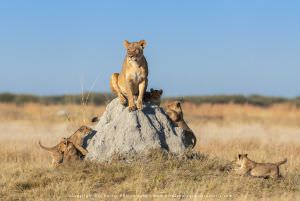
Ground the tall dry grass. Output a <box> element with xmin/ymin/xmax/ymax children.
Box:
<box><xmin>0</xmin><ymin>102</ymin><xmax>299</xmax><ymax>200</ymax></box>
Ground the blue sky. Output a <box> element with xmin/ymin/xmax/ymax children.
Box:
<box><xmin>0</xmin><ymin>1</ymin><xmax>299</xmax><ymax>97</ymax></box>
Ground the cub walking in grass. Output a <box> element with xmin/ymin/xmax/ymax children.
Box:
<box><xmin>235</xmin><ymin>154</ymin><xmax>287</xmax><ymax>179</ymax></box>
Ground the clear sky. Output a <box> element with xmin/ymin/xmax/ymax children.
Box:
<box><xmin>0</xmin><ymin>1</ymin><xmax>299</xmax><ymax>97</ymax></box>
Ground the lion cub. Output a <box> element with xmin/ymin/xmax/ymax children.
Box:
<box><xmin>62</xmin><ymin>125</ymin><xmax>93</xmax><ymax>156</ymax></box>
<box><xmin>110</xmin><ymin>40</ymin><xmax>148</xmax><ymax>112</ymax></box>
<box><xmin>144</xmin><ymin>88</ymin><xmax>163</xmax><ymax>106</ymax></box>
<box><xmin>39</xmin><ymin>138</ymin><xmax>68</xmax><ymax>167</ymax></box>
<box><xmin>235</xmin><ymin>154</ymin><xmax>287</xmax><ymax>179</ymax></box>
<box><xmin>63</xmin><ymin>139</ymin><xmax>85</xmax><ymax>162</ymax></box>
<box><xmin>165</xmin><ymin>101</ymin><xmax>197</xmax><ymax>148</ymax></box>
<box><xmin>39</xmin><ymin>139</ymin><xmax>85</xmax><ymax>167</ymax></box>
<box><xmin>39</xmin><ymin>125</ymin><xmax>93</xmax><ymax>167</ymax></box>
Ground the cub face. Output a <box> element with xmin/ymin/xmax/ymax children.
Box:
<box><xmin>78</xmin><ymin>125</ymin><xmax>93</xmax><ymax>134</ymax></box>
<box><xmin>236</xmin><ymin>154</ymin><xmax>248</xmax><ymax>166</ymax></box>
<box><xmin>124</xmin><ymin>40</ymin><xmax>147</xmax><ymax>62</ymax></box>
<box><xmin>150</xmin><ymin>88</ymin><xmax>163</xmax><ymax>99</ymax></box>
<box><xmin>167</xmin><ymin>101</ymin><xmax>182</xmax><ymax>113</ymax></box>
<box><xmin>58</xmin><ymin>137</ymin><xmax>69</xmax><ymax>152</ymax></box>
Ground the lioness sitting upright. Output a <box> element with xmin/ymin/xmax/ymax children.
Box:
<box><xmin>110</xmin><ymin>40</ymin><xmax>148</xmax><ymax>112</ymax></box>
<box><xmin>235</xmin><ymin>154</ymin><xmax>287</xmax><ymax>179</ymax></box>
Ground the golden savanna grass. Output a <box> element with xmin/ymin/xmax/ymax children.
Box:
<box><xmin>0</xmin><ymin>102</ymin><xmax>300</xmax><ymax>200</ymax></box>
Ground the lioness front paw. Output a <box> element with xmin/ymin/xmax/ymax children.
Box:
<box><xmin>128</xmin><ymin>105</ymin><xmax>137</xmax><ymax>112</ymax></box>
<box><xmin>118</xmin><ymin>94</ymin><xmax>127</xmax><ymax>105</ymax></box>
<box><xmin>137</xmin><ymin>99</ymin><xmax>143</xmax><ymax>110</ymax></box>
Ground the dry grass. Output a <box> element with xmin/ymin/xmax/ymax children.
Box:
<box><xmin>0</xmin><ymin>102</ymin><xmax>299</xmax><ymax>200</ymax></box>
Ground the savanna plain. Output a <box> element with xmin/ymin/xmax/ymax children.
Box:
<box><xmin>0</xmin><ymin>101</ymin><xmax>299</xmax><ymax>201</ymax></box>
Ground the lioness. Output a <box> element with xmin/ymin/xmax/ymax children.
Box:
<box><xmin>39</xmin><ymin>138</ymin><xmax>68</xmax><ymax>167</ymax></box>
<box><xmin>110</xmin><ymin>40</ymin><xmax>148</xmax><ymax>112</ymax></box>
<box><xmin>143</xmin><ymin>88</ymin><xmax>163</xmax><ymax>106</ymax></box>
<box><xmin>165</xmin><ymin>101</ymin><xmax>197</xmax><ymax>148</ymax></box>
<box><xmin>235</xmin><ymin>154</ymin><xmax>287</xmax><ymax>179</ymax></box>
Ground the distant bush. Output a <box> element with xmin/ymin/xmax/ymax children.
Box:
<box><xmin>0</xmin><ymin>93</ymin><xmax>40</xmax><ymax>105</ymax></box>
<box><xmin>0</xmin><ymin>92</ymin><xmax>299</xmax><ymax>107</ymax></box>
<box><xmin>0</xmin><ymin>92</ymin><xmax>115</xmax><ymax>106</ymax></box>
<box><xmin>166</xmin><ymin>94</ymin><xmax>293</xmax><ymax>107</ymax></box>
<box><xmin>292</xmin><ymin>97</ymin><xmax>300</xmax><ymax>107</ymax></box>
<box><xmin>0</xmin><ymin>93</ymin><xmax>16</xmax><ymax>103</ymax></box>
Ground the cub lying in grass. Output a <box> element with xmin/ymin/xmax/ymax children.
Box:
<box><xmin>235</xmin><ymin>154</ymin><xmax>287</xmax><ymax>179</ymax></box>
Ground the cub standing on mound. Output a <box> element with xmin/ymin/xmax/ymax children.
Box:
<box><xmin>143</xmin><ymin>88</ymin><xmax>163</xmax><ymax>106</ymax></box>
<box><xmin>165</xmin><ymin>101</ymin><xmax>197</xmax><ymax>148</ymax></box>
<box><xmin>235</xmin><ymin>154</ymin><xmax>287</xmax><ymax>179</ymax></box>
<box><xmin>110</xmin><ymin>40</ymin><xmax>148</xmax><ymax>112</ymax></box>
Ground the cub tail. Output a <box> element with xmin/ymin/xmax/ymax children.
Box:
<box><xmin>276</xmin><ymin>158</ymin><xmax>287</xmax><ymax>166</ymax></box>
<box><xmin>38</xmin><ymin>141</ymin><xmax>56</xmax><ymax>152</ymax></box>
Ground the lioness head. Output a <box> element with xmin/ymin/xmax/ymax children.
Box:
<box><xmin>124</xmin><ymin>40</ymin><xmax>147</xmax><ymax>62</ymax></box>
<box><xmin>236</xmin><ymin>154</ymin><xmax>248</xmax><ymax>166</ymax></box>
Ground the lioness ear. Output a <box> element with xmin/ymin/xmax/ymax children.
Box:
<box><xmin>139</xmin><ymin>40</ymin><xmax>147</xmax><ymax>49</ymax></box>
<box><xmin>124</xmin><ymin>40</ymin><xmax>130</xmax><ymax>48</ymax></box>
<box><xmin>159</xmin><ymin>89</ymin><xmax>163</xmax><ymax>95</ymax></box>
<box><xmin>176</xmin><ymin>101</ymin><xmax>181</xmax><ymax>107</ymax></box>
<box><xmin>245</xmin><ymin>154</ymin><xmax>248</xmax><ymax>157</ymax></box>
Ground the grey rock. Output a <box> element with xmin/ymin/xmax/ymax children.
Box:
<box><xmin>85</xmin><ymin>98</ymin><xmax>188</xmax><ymax>162</ymax></box>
